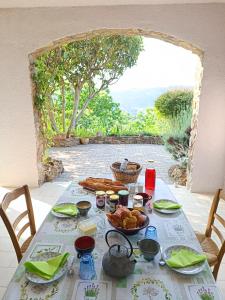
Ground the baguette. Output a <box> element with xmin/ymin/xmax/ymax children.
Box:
<box><xmin>79</xmin><ymin>177</ymin><xmax>128</xmax><ymax>192</ymax></box>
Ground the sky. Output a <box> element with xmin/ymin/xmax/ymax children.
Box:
<box><xmin>109</xmin><ymin>37</ymin><xmax>199</xmax><ymax>92</ymax></box>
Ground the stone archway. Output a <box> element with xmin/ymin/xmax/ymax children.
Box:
<box><xmin>29</xmin><ymin>28</ymin><xmax>204</xmax><ymax>187</ymax></box>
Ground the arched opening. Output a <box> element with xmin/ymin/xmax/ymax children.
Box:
<box><xmin>29</xmin><ymin>28</ymin><xmax>203</xmax><ymax>187</ymax></box>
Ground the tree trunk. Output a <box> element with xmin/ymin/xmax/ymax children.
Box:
<box><xmin>46</xmin><ymin>95</ymin><xmax>59</xmax><ymax>133</ymax></box>
<box><xmin>75</xmin><ymin>93</ymin><xmax>95</xmax><ymax>125</ymax></box>
<box><xmin>66</xmin><ymin>85</ymin><xmax>80</xmax><ymax>138</ymax></box>
<box><xmin>75</xmin><ymin>85</ymin><xmax>104</xmax><ymax>124</ymax></box>
<box><xmin>61</xmin><ymin>80</ymin><xmax>66</xmax><ymax>132</ymax></box>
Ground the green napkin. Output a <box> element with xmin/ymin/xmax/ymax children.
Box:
<box><xmin>153</xmin><ymin>200</ymin><xmax>182</xmax><ymax>210</ymax></box>
<box><xmin>166</xmin><ymin>249</ymin><xmax>206</xmax><ymax>268</ymax></box>
<box><xmin>52</xmin><ymin>203</ymin><xmax>78</xmax><ymax>216</ymax></box>
<box><xmin>24</xmin><ymin>252</ymin><xmax>70</xmax><ymax>280</ymax></box>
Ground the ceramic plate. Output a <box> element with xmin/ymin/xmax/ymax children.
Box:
<box><xmin>25</xmin><ymin>251</ymin><xmax>69</xmax><ymax>284</ymax></box>
<box><xmin>163</xmin><ymin>245</ymin><xmax>206</xmax><ymax>275</ymax></box>
<box><xmin>153</xmin><ymin>199</ymin><xmax>181</xmax><ymax>214</ymax></box>
<box><xmin>51</xmin><ymin>202</ymin><xmax>77</xmax><ymax>218</ymax></box>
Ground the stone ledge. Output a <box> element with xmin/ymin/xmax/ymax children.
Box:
<box><xmin>89</xmin><ymin>136</ymin><xmax>163</xmax><ymax>144</ymax></box>
<box><xmin>53</xmin><ymin>135</ymin><xmax>163</xmax><ymax>147</ymax></box>
<box><xmin>53</xmin><ymin>136</ymin><xmax>80</xmax><ymax>147</ymax></box>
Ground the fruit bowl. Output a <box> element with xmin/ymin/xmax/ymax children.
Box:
<box><xmin>107</xmin><ymin>209</ymin><xmax>149</xmax><ymax>235</ymax></box>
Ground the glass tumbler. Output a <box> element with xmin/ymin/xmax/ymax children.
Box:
<box><xmin>145</xmin><ymin>168</ymin><xmax>156</xmax><ymax>191</ymax></box>
<box><xmin>145</xmin><ymin>226</ymin><xmax>157</xmax><ymax>240</ymax></box>
<box><xmin>79</xmin><ymin>254</ymin><xmax>96</xmax><ymax>280</ymax></box>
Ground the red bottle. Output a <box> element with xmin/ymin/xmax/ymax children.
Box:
<box><xmin>145</xmin><ymin>168</ymin><xmax>156</xmax><ymax>191</ymax></box>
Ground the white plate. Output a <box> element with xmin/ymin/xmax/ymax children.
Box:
<box><xmin>51</xmin><ymin>202</ymin><xmax>77</xmax><ymax>218</ymax></box>
<box><xmin>163</xmin><ymin>245</ymin><xmax>206</xmax><ymax>275</ymax></box>
<box><xmin>25</xmin><ymin>251</ymin><xmax>69</xmax><ymax>284</ymax></box>
<box><xmin>153</xmin><ymin>199</ymin><xmax>181</xmax><ymax>214</ymax></box>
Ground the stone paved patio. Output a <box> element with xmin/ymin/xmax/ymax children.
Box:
<box><xmin>50</xmin><ymin>144</ymin><xmax>177</xmax><ymax>183</ymax></box>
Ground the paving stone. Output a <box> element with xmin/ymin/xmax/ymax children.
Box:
<box><xmin>49</xmin><ymin>144</ymin><xmax>177</xmax><ymax>184</ymax></box>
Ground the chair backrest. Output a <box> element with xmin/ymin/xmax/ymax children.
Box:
<box><xmin>0</xmin><ymin>185</ymin><xmax>36</xmax><ymax>262</ymax></box>
<box><xmin>205</xmin><ymin>189</ymin><xmax>225</xmax><ymax>263</ymax></box>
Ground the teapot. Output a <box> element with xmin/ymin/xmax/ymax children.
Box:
<box><xmin>102</xmin><ymin>230</ymin><xmax>136</xmax><ymax>278</ymax></box>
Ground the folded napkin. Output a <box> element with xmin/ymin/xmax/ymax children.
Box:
<box><xmin>153</xmin><ymin>200</ymin><xmax>182</xmax><ymax>210</ymax></box>
<box><xmin>52</xmin><ymin>203</ymin><xmax>78</xmax><ymax>216</ymax></box>
<box><xmin>24</xmin><ymin>252</ymin><xmax>70</xmax><ymax>280</ymax></box>
<box><xmin>166</xmin><ymin>249</ymin><xmax>206</xmax><ymax>268</ymax></box>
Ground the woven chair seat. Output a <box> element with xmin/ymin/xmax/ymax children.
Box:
<box><xmin>195</xmin><ymin>231</ymin><xmax>219</xmax><ymax>266</ymax></box>
<box><xmin>21</xmin><ymin>235</ymin><xmax>34</xmax><ymax>254</ymax></box>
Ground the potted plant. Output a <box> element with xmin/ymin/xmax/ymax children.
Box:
<box><xmin>75</xmin><ymin>128</ymin><xmax>91</xmax><ymax>145</ymax></box>
<box><xmin>80</xmin><ymin>137</ymin><xmax>90</xmax><ymax>145</ymax></box>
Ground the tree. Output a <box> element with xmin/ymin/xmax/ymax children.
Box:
<box><xmin>33</xmin><ymin>35</ymin><xmax>143</xmax><ymax>137</ymax></box>
<box><xmin>76</xmin><ymin>86</ymin><xmax>123</xmax><ymax>135</ymax></box>
<box><xmin>154</xmin><ymin>89</ymin><xmax>193</xmax><ymax>118</ymax></box>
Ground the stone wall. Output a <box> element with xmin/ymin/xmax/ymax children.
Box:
<box><xmin>53</xmin><ymin>136</ymin><xmax>81</xmax><ymax>147</ymax></box>
<box><xmin>89</xmin><ymin>136</ymin><xmax>163</xmax><ymax>145</ymax></box>
<box><xmin>186</xmin><ymin>58</ymin><xmax>203</xmax><ymax>189</ymax></box>
<box><xmin>53</xmin><ymin>135</ymin><xmax>163</xmax><ymax>147</ymax></box>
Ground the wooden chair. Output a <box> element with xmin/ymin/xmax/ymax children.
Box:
<box><xmin>195</xmin><ymin>189</ymin><xmax>225</xmax><ymax>280</ymax></box>
<box><xmin>0</xmin><ymin>185</ymin><xmax>36</xmax><ymax>262</ymax></box>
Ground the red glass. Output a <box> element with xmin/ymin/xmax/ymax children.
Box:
<box><xmin>145</xmin><ymin>168</ymin><xmax>156</xmax><ymax>191</ymax></box>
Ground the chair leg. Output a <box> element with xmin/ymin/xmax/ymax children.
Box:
<box><xmin>212</xmin><ymin>263</ymin><xmax>220</xmax><ymax>280</ymax></box>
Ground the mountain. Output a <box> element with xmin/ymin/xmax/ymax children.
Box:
<box><xmin>110</xmin><ymin>86</ymin><xmax>192</xmax><ymax>115</ymax></box>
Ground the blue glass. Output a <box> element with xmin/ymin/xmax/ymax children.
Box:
<box><xmin>79</xmin><ymin>254</ymin><xmax>96</xmax><ymax>280</ymax></box>
<box><xmin>145</xmin><ymin>226</ymin><xmax>157</xmax><ymax>240</ymax></box>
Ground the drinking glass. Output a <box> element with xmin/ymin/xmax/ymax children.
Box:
<box><xmin>145</xmin><ymin>168</ymin><xmax>156</xmax><ymax>190</ymax></box>
<box><xmin>79</xmin><ymin>254</ymin><xmax>96</xmax><ymax>280</ymax></box>
<box><xmin>145</xmin><ymin>226</ymin><xmax>157</xmax><ymax>240</ymax></box>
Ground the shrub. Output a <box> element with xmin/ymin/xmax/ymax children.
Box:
<box><xmin>155</xmin><ymin>89</ymin><xmax>193</xmax><ymax>118</ymax></box>
<box><xmin>162</xmin><ymin>108</ymin><xmax>192</xmax><ymax>166</ymax></box>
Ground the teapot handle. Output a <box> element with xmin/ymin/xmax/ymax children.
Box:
<box><xmin>105</xmin><ymin>230</ymin><xmax>133</xmax><ymax>258</ymax></box>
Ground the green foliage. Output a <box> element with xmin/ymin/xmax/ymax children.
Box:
<box><xmin>63</xmin><ymin>35</ymin><xmax>144</xmax><ymax>88</ymax></box>
<box><xmin>33</xmin><ymin>35</ymin><xmax>144</xmax><ymax>139</ymax></box>
<box><xmin>32</xmin><ymin>35</ymin><xmax>194</xmax><ymax>154</ymax></box>
<box><xmin>155</xmin><ymin>89</ymin><xmax>193</xmax><ymax>118</ymax></box>
<box><xmin>161</xmin><ymin>108</ymin><xmax>192</xmax><ymax>165</ymax></box>
<box><xmin>73</xmin><ymin>87</ymin><xmax>124</xmax><ymax>136</ymax></box>
<box><xmin>105</xmin><ymin>108</ymin><xmax>162</xmax><ymax>137</ymax></box>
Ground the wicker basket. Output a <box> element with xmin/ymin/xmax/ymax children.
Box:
<box><xmin>110</xmin><ymin>161</ymin><xmax>142</xmax><ymax>184</ymax></box>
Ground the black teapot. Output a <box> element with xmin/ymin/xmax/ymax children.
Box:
<box><xmin>102</xmin><ymin>230</ymin><xmax>136</xmax><ymax>278</ymax></box>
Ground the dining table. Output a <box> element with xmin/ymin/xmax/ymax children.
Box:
<box><xmin>3</xmin><ymin>178</ymin><xmax>222</xmax><ymax>300</ymax></box>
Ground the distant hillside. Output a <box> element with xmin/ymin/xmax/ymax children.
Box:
<box><xmin>110</xmin><ymin>86</ymin><xmax>192</xmax><ymax>115</ymax></box>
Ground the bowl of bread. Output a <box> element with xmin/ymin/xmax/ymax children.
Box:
<box><xmin>106</xmin><ymin>205</ymin><xmax>149</xmax><ymax>235</ymax></box>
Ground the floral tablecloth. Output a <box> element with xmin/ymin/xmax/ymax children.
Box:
<box><xmin>3</xmin><ymin>179</ymin><xmax>222</xmax><ymax>300</ymax></box>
